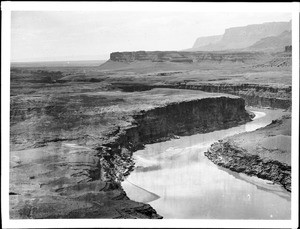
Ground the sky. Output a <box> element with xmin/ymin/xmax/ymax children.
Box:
<box><xmin>11</xmin><ymin>11</ymin><xmax>292</xmax><ymax>62</ymax></box>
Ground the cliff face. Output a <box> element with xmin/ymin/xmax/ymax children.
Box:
<box><xmin>175</xmin><ymin>83</ymin><xmax>291</xmax><ymax>109</ymax></box>
<box><xmin>115</xmin><ymin>83</ymin><xmax>291</xmax><ymax>110</ymax></box>
<box><xmin>134</xmin><ymin>97</ymin><xmax>250</xmax><ymax>142</ymax></box>
<box><xmin>190</xmin><ymin>21</ymin><xmax>291</xmax><ymax>51</ymax></box>
<box><xmin>192</xmin><ymin>35</ymin><xmax>223</xmax><ymax>49</ymax></box>
<box><xmin>97</xmin><ymin>96</ymin><xmax>252</xmax><ymax>183</ymax></box>
<box><xmin>109</xmin><ymin>51</ymin><xmax>265</xmax><ymax>64</ymax></box>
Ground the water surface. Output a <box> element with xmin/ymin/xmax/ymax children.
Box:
<box><xmin>122</xmin><ymin>108</ymin><xmax>291</xmax><ymax>219</ymax></box>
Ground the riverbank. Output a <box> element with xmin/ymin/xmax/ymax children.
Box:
<box><xmin>205</xmin><ymin>114</ymin><xmax>291</xmax><ymax>192</ymax></box>
<box><xmin>122</xmin><ymin>108</ymin><xmax>291</xmax><ymax>219</ymax></box>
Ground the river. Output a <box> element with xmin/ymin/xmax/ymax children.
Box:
<box><xmin>122</xmin><ymin>107</ymin><xmax>291</xmax><ymax>219</ymax></box>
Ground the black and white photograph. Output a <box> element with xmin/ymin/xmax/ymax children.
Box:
<box><xmin>1</xmin><ymin>2</ymin><xmax>299</xmax><ymax>228</ymax></box>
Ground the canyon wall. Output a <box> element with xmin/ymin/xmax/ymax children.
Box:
<box><xmin>115</xmin><ymin>83</ymin><xmax>291</xmax><ymax>110</ymax></box>
<box><xmin>10</xmin><ymin>88</ymin><xmax>252</xmax><ymax>219</ymax></box>
<box><xmin>173</xmin><ymin>83</ymin><xmax>291</xmax><ymax>109</ymax></box>
<box><xmin>97</xmin><ymin>96</ymin><xmax>252</xmax><ymax>183</ymax></box>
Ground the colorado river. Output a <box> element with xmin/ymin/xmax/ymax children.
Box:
<box><xmin>122</xmin><ymin>107</ymin><xmax>291</xmax><ymax>219</ymax></box>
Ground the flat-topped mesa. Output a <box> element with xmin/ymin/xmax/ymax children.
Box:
<box><xmin>190</xmin><ymin>21</ymin><xmax>291</xmax><ymax>52</ymax></box>
<box><xmin>109</xmin><ymin>51</ymin><xmax>265</xmax><ymax>64</ymax></box>
<box><xmin>110</xmin><ymin>51</ymin><xmax>193</xmax><ymax>63</ymax></box>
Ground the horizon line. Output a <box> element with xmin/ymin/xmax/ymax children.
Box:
<box><xmin>10</xmin><ymin>59</ymin><xmax>109</xmax><ymax>64</ymax></box>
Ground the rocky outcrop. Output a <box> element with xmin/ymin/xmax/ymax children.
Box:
<box><xmin>205</xmin><ymin>141</ymin><xmax>291</xmax><ymax>192</ymax></box>
<box><xmin>108</xmin><ymin>51</ymin><xmax>266</xmax><ymax>64</ymax></box>
<box><xmin>204</xmin><ymin>115</ymin><xmax>291</xmax><ymax>192</ymax></box>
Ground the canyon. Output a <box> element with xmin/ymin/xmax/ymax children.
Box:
<box><xmin>10</xmin><ymin>84</ymin><xmax>252</xmax><ymax>218</ymax></box>
<box><xmin>115</xmin><ymin>82</ymin><xmax>291</xmax><ymax>110</ymax></box>
<box><xmin>104</xmin><ymin>50</ymin><xmax>291</xmax><ymax>110</ymax></box>
<box><xmin>9</xmin><ymin>46</ymin><xmax>292</xmax><ymax>219</ymax></box>
<box><xmin>123</xmin><ymin>107</ymin><xmax>291</xmax><ymax>219</ymax></box>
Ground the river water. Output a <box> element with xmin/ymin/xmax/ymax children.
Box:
<box><xmin>122</xmin><ymin>107</ymin><xmax>291</xmax><ymax>219</ymax></box>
